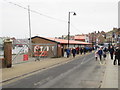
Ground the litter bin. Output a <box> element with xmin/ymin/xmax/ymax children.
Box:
<box><xmin>23</xmin><ymin>54</ymin><xmax>28</xmax><ymax>61</ymax></box>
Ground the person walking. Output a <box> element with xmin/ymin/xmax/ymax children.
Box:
<box><xmin>66</xmin><ymin>48</ymin><xmax>71</xmax><ymax>58</ymax></box>
<box><xmin>80</xmin><ymin>47</ymin><xmax>83</xmax><ymax>55</ymax></box>
<box><xmin>98</xmin><ymin>47</ymin><xmax>103</xmax><ymax>61</ymax></box>
<box><xmin>76</xmin><ymin>47</ymin><xmax>79</xmax><ymax>54</ymax></box>
<box><xmin>114</xmin><ymin>47</ymin><xmax>120</xmax><ymax>65</ymax></box>
<box><xmin>72</xmin><ymin>47</ymin><xmax>77</xmax><ymax>58</ymax></box>
<box><xmin>109</xmin><ymin>46</ymin><xmax>114</xmax><ymax>60</ymax></box>
<box><xmin>83</xmin><ymin>47</ymin><xmax>86</xmax><ymax>54</ymax></box>
<box><xmin>117</xmin><ymin>47</ymin><xmax>120</xmax><ymax>65</ymax></box>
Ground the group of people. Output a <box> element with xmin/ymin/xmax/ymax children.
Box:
<box><xmin>65</xmin><ymin>46</ymin><xmax>94</xmax><ymax>58</ymax></box>
<box><xmin>64</xmin><ymin>45</ymin><xmax>120</xmax><ymax>65</ymax></box>
<box><xmin>95</xmin><ymin>45</ymin><xmax>120</xmax><ymax>65</ymax></box>
<box><xmin>95</xmin><ymin>47</ymin><xmax>107</xmax><ymax>61</ymax></box>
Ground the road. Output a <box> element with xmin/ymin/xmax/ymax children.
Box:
<box><xmin>2</xmin><ymin>53</ymin><xmax>106</xmax><ymax>88</ymax></box>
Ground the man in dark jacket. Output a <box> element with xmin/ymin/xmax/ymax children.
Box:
<box><xmin>83</xmin><ymin>47</ymin><xmax>86</xmax><ymax>54</ymax></box>
<box><xmin>72</xmin><ymin>47</ymin><xmax>76</xmax><ymax>58</ymax></box>
<box><xmin>80</xmin><ymin>48</ymin><xmax>83</xmax><ymax>55</ymax></box>
<box><xmin>98</xmin><ymin>48</ymin><xmax>103</xmax><ymax>61</ymax></box>
<box><xmin>109</xmin><ymin>46</ymin><xmax>114</xmax><ymax>60</ymax></box>
<box><xmin>114</xmin><ymin>47</ymin><xmax>120</xmax><ymax>65</ymax></box>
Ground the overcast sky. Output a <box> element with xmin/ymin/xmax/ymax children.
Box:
<box><xmin>0</xmin><ymin>0</ymin><xmax>119</xmax><ymax>39</ymax></box>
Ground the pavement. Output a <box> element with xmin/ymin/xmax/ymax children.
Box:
<box><xmin>0</xmin><ymin>51</ymin><xmax>119</xmax><ymax>88</ymax></box>
<box><xmin>101</xmin><ymin>54</ymin><xmax>118</xmax><ymax>88</ymax></box>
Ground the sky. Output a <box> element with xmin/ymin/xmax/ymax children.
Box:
<box><xmin>0</xmin><ymin>0</ymin><xmax>119</xmax><ymax>39</ymax></box>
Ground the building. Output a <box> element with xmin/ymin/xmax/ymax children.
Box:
<box><xmin>74</xmin><ymin>34</ymin><xmax>89</xmax><ymax>42</ymax></box>
<box><xmin>30</xmin><ymin>36</ymin><xmax>91</xmax><ymax>58</ymax></box>
<box><xmin>88</xmin><ymin>31</ymin><xmax>106</xmax><ymax>46</ymax></box>
<box><xmin>96</xmin><ymin>33</ymin><xmax>105</xmax><ymax>45</ymax></box>
<box><xmin>105</xmin><ymin>28</ymin><xmax>120</xmax><ymax>46</ymax></box>
<box><xmin>61</xmin><ymin>35</ymin><xmax>75</xmax><ymax>40</ymax></box>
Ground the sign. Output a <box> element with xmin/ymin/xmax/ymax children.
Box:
<box><xmin>33</xmin><ymin>45</ymin><xmax>56</xmax><ymax>57</ymax></box>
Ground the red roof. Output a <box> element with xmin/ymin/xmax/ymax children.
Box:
<box><xmin>47</xmin><ymin>38</ymin><xmax>91</xmax><ymax>45</ymax></box>
<box><xmin>31</xmin><ymin>36</ymin><xmax>91</xmax><ymax>45</ymax></box>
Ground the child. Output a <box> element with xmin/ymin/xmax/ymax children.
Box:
<box><xmin>95</xmin><ymin>50</ymin><xmax>98</xmax><ymax>61</ymax></box>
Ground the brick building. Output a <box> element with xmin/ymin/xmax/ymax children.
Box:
<box><xmin>105</xmin><ymin>28</ymin><xmax>120</xmax><ymax>46</ymax></box>
<box><xmin>30</xmin><ymin>36</ymin><xmax>91</xmax><ymax>57</ymax></box>
<box><xmin>88</xmin><ymin>31</ymin><xmax>106</xmax><ymax>45</ymax></box>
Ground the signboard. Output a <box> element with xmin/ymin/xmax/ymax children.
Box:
<box><xmin>33</xmin><ymin>45</ymin><xmax>57</xmax><ymax>57</ymax></box>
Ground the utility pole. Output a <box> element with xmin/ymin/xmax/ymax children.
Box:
<box><xmin>28</xmin><ymin>5</ymin><xmax>32</xmax><ymax>56</ymax></box>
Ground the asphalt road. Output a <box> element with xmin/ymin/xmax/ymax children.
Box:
<box><xmin>3</xmin><ymin>53</ymin><xmax>106</xmax><ymax>88</ymax></box>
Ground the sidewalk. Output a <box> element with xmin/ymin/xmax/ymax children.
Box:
<box><xmin>0</xmin><ymin>53</ymin><xmax>89</xmax><ymax>84</ymax></box>
<box><xmin>101</xmin><ymin>54</ymin><xmax>118</xmax><ymax>88</ymax></box>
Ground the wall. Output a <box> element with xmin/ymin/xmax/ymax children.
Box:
<box><xmin>31</xmin><ymin>37</ymin><xmax>60</xmax><ymax>57</ymax></box>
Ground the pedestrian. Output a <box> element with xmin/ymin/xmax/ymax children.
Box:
<box><xmin>80</xmin><ymin>47</ymin><xmax>83</xmax><ymax>55</ymax></box>
<box><xmin>114</xmin><ymin>47</ymin><xmax>120</xmax><ymax>65</ymax></box>
<box><xmin>95</xmin><ymin>50</ymin><xmax>98</xmax><ymax>61</ymax></box>
<box><xmin>98</xmin><ymin>47</ymin><xmax>103</xmax><ymax>61</ymax></box>
<box><xmin>66</xmin><ymin>48</ymin><xmax>70</xmax><ymax>58</ymax></box>
<box><xmin>109</xmin><ymin>46</ymin><xmax>114</xmax><ymax>60</ymax></box>
<box><xmin>83</xmin><ymin>47</ymin><xmax>86</xmax><ymax>54</ymax></box>
<box><xmin>72</xmin><ymin>47</ymin><xmax>77</xmax><ymax>58</ymax></box>
<box><xmin>76</xmin><ymin>47</ymin><xmax>79</xmax><ymax>54</ymax></box>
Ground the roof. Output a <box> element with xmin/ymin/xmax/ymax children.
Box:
<box><xmin>30</xmin><ymin>36</ymin><xmax>60</xmax><ymax>44</ymax></box>
<box><xmin>74</xmin><ymin>35</ymin><xmax>85</xmax><ymax>40</ymax></box>
<box><xmin>31</xmin><ymin>36</ymin><xmax>91</xmax><ymax>45</ymax></box>
<box><xmin>48</xmin><ymin>38</ymin><xmax>91</xmax><ymax>45</ymax></box>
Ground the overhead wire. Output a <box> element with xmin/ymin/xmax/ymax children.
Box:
<box><xmin>3</xmin><ymin>0</ymin><xmax>67</xmax><ymax>23</ymax></box>
<box><xmin>71</xmin><ymin>24</ymin><xmax>83</xmax><ymax>34</ymax></box>
<box><xmin>3</xmin><ymin>0</ymin><xmax>84</xmax><ymax>35</ymax></box>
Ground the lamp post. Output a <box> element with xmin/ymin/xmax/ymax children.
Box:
<box><xmin>68</xmin><ymin>12</ymin><xmax>76</xmax><ymax>48</ymax></box>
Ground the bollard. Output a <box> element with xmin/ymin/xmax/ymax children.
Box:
<box><xmin>4</xmin><ymin>39</ymin><xmax>12</xmax><ymax>68</ymax></box>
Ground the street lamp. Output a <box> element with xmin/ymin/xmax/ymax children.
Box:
<box><xmin>68</xmin><ymin>12</ymin><xmax>76</xmax><ymax>48</ymax></box>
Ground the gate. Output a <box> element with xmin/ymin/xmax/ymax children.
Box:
<box><xmin>3</xmin><ymin>42</ymin><xmax>57</xmax><ymax>65</ymax></box>
<box><xmin>12</xmin><ymin>44</ymin><xmax>32</xmax><ymax>64</ymax></box>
